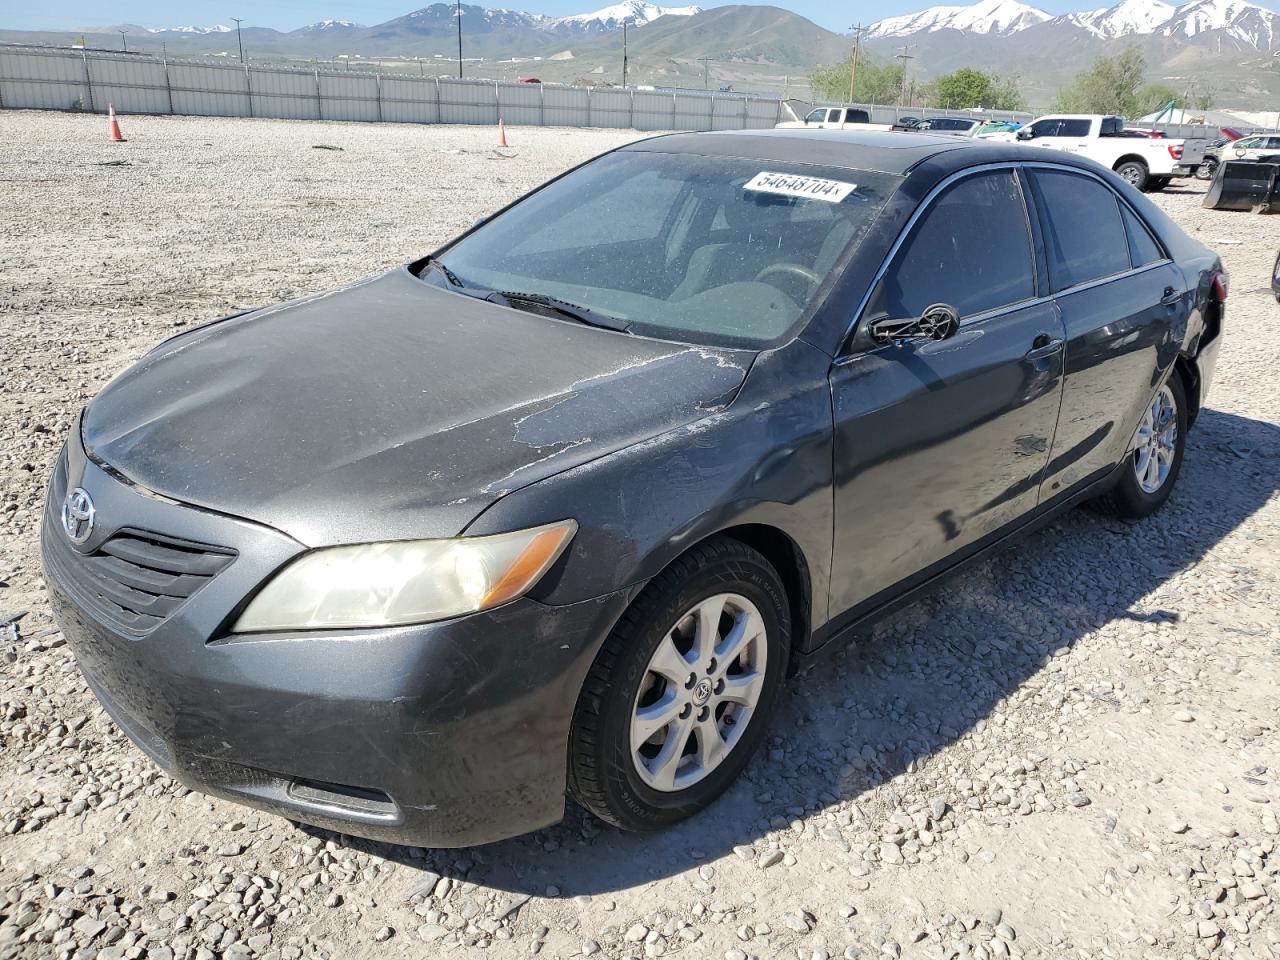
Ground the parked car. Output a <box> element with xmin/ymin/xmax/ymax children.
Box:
<box><xmin>44</xmin><ymin>129</ymin><xmax>1225</xmax><ymax>847</ymax></box>
<box><xmin>1201</xmin><ymin>133</ymin><xmax>1280</xmax><ymax>180</ymax></box>
<box><xmin>996</xmin><ymin>114</ymin><xmax>1190</xmax><ymax>190</ymax></box>
<box><xmin>777</xmin><ymin>106</ymin><xmax>894</xmax><ymax>132</ymax></box>
<box><xmin>918</xmin><ymin>117</ymin><xmax>982</xmax><ymax>135</ymax></box>
<box><xmin>973</xmin><ymin>120</ymin><xmax>1022</xmax><ymax>138</ymax></box>
<box><xmin>891</xmin><ymin>116</ymin><xmax>923</xmax><ymax>130</ymax></box>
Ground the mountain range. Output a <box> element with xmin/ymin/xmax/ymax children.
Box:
<box><xmin>84</xmin><ymin>1</ymin><xmax>701</xmax><ymax>46</ymax></box>
<box><xmin>2</xmin><ymin>1</ymin><xmax>1278</xmax><ymax>108</ymax></box>
<box><xmin>867</xmin><ymin>0</ymin><xmax>1280</xmax><ymax>51</ymax></box>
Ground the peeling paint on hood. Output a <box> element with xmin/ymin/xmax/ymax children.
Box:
<box><xmin>82</xmin><ymin>268</ymin><xmax>753</xmax><ymax>547</ymax></box>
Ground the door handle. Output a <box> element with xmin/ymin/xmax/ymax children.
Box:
<box><xmin>1024</xmin><ymin>336</ymin><xmax>1064</xmax><ymax>361</ymax></box>
<box><xmin>1161</xmin><ymin>286</ymin><xmax>1179</xmax><ymax>306</ymax></box>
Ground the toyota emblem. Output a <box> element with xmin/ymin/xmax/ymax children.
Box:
<box><xmin>61</xmin><ymin>487</ymin><xmax>96</xmax><ymax>545</ymax></box>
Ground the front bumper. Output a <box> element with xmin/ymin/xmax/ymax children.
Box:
<box><xmin>42</xmin><ymin>433</ymin><xmax>630</xmax><ymax>847</ymax></box>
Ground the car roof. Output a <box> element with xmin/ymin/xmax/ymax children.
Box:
<box><xmin>622</xmin><ymin>129</ymin><xmax>976</xmax><ymax>175</ymax></box>
<box><xmin>620</xmin><ymin>128</ymin><xmax>1067</xmax><ymax>177</ymax></box>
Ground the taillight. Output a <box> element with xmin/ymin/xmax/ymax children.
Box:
<box><xmin>1168</xmin><ymin>144</ymin><xmax>1183</xmax><ymax>160</ymax></box>
<box><xmin>1212</xmin><ymin>271</ymin><xmax>1229</xmax><ymax>302</ymax></box>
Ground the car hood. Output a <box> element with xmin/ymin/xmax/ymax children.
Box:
<box><xmin>82</xmin><ymin>268</ymin><xmax>753</xmax><ymax>546</ymax></box>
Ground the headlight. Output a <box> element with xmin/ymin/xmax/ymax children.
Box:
<box><xmin>231</xmin><ymin>520</ymin><xmax>577</xmax><ymax>632</ymax></box>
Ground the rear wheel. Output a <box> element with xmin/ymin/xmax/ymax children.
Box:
<box><xmin>1196</xmin><ymin>158</ymin><xmax>1218</xmax><ymax>180</ymax></box>
<box><xmin>1101</xmin><ymin>372</ymin><xmax>1187</xmax><ymax>518</ymax></box>
<box><xmin>568</xmin><ymin>536</ymin><xmax>789</xmax><ymax>831</ymax></box>
<box><xmin>1115</xmin><ymin>159</ymin><xmax>1149</xmax><ymax>191</ymax></box>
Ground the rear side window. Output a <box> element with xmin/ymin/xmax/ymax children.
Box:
<box><xmin>1031</xmin><ymin>170</ymin><xmax>1131</xmax><ymax>291</ymax></box>
<box><xmin>872</xmin><ymin>171</ymin><xmax>1035</xmax><ymax>321</ymax></box>
<box><xmin>1119</xmin><ymin>203</ymin><xmax>1164</xmax><ymax>267</ymax></box>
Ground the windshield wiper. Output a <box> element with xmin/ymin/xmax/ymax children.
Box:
<box><xmin>488</xmin><ymin>291</ymin><xmax>631</xmax><ymax>333</ymax></box>
<box><xmin>421</xmin><ymin>256</ymin><xmax>466</xmax><ymax>289</ymax></box>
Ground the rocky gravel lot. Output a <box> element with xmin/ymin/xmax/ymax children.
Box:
<box><xmin>1</xmin><ymin>111</ymin><xmax>1278</xmax><ymax>960</ymax></box>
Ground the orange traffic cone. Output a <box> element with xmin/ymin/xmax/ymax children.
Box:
<box><xmin>497</xmin><ymin>118</ymin><xmax>508</xmax><ymax>148</ymax></box>
<box><xmin>107</xmin><ymin>102</ymin><xmax>126</xmax><ymax>142</ymax></box>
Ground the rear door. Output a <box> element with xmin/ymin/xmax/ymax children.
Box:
<box><xmin>1025</xmin><ymin>166</ymin><xmax>1184</xmax><ymax>500</ymax></box>
<box><xmin>827</xmin><ymin>168</ymin><xmax>1067</xmax><ymax>619</ymax></box>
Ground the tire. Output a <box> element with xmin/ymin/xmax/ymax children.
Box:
<box><xmin>1196</xmin><ymin>159</ymin><xmax>1218</xmax><ymax>181</ymax></box>
<box><xmin>1115</xmin><ymin>159</ymin><xmax>1149</xmax><ymax>191</ymax></box>
<box><xmin>1148</xmin><ymin>176</ymin><xmax>1171</xmax><ymax>192</ymax></box>
<box><xmin>1100</xmin><ymin>371</ymin><xmax>1187</xmax><ymax>518</ymax></box>
<box><xmin>567</xmin><ymin>536</ymin><xmax>790</xmax><ymax>832</ymax></box>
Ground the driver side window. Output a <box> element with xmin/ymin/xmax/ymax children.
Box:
<box><xmin>805</xmin><ymin>109</ymin><xmax>826</xmax><ymax>123</ymax></box>
<box><xmin>869</xmin><ymin>171</ymin><xmax>1036</xmax><ymax>322</ymax></box>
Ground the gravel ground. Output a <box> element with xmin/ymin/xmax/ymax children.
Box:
<box><xmin>1</xmin><ymin>111</ymin><xmax>1278</xmax><ymax>960</ymax></box>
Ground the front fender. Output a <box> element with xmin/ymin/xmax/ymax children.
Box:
<box><xmin>463</xmin><ymin>338</ymin><xmax>837</xmax><ymax>637</ymax></box>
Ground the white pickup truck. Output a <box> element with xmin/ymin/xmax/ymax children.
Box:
<box><xmin>987</xmin><ymin>114</ymin><xmax>1188</xmax><ymax>192</ymax></box>
<box><xmin>775</xmin><ymin>105</ymin><xmax>895</xmax><ymax>133</ymax></box>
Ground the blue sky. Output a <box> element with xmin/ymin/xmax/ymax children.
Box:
<box><xmin>7</xmin><ymin>0</ymin><xmax>1278</xmax><ymax>33</ymax></box>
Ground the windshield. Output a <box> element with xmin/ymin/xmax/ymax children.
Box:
<box><xmin>429</xmin><ymin>151</ymin><xmax>900</xmax><ymax>349</ymax></box>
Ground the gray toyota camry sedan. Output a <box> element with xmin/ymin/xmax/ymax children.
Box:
<box><xmin>43</xmin><ymin>129</ymin><xmax>1225</xmax><ymax>847</ymax></box>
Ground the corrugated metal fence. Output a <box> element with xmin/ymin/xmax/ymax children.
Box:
<box><xmin>0</xmin><ymin>46</ymin><xmax>787</xmax><ymax>130</ymax></box>
<box><xmin>0</xmin><ymin>45</ymin><xmax>1033</xmax><ymax>132</ymax></box>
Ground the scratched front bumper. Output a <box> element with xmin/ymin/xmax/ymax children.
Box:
<box><xmin>42</xmin><ymin>435</ymin><xmax>630</xmax><ymax>848</ymax></box>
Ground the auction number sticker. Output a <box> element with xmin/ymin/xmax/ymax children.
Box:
<box><xmin>744</xmin><ymin>171</ymin><xmax>857</xmax><ymax>203</ymax></box>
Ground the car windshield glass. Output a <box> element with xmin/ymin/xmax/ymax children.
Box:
<box><xmin>429</xmin><ymin>151</ymin><xmax>901</xmax><ymax>349</ymax></box>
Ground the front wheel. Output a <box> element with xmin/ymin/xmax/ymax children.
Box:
<box><xmin>567</xmin><ymin>536</ymin><xmax>790</xmax><ymax>831</ymax></box>
<box><xmin>1115</xmin><ymin>160</ymin><xmax>1149</xmax><ymax>191</ymax></box>
<box><xmin>1101</xmin><ymin>372</ymin><xmax>1187</xmax><ymax>518</ymax></box>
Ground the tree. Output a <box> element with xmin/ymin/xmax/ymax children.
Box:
<box><xmin>1053</xmin><ymin>47</ymin><xmax>1150</xmax><ymax>116</ymax></box>
<box><xmin>1135</xmin><ymin>83</ymin><xmax>1179</xmax><ymax>116</ymax></box>
<box><xmin>930</xmin><ymin>67</ymin><xmax>1024</xmax><ymax>110</ymax></box>
<box><xmin>934</xmin><ymin>68</ymin><xmax>990</xmax><ymax>108</ymax></box>
<box><xmin>810</xmin><ymin>59</ymin><xmax>905</xmax><ymax>104</ymax></box>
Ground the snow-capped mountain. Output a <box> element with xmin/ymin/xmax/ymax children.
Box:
<box><xmin>551</xmin><ymin>0</ymin><xmax>701</xmax><ymax>32</ymax></box>
<box><xmin>867</xmin><ymin>0</ymin><xmax>1051</xmax><ymax>38</ymax></box>
<box><xmin>869</xmin><ymin>0</ymin><xmax>1280</xmax><ymax>50</ymax></box>
<box><xmin>1159</xmin><ymin>0</ymin><xmax>1280</xmax><ymax>45</ymax></box>
<box><xmin>1069</xmin><ymin>0</ymin><xmax>1174</xmax><ymax>37</ymax></box>
<box><xmin>298</xmin><ymin>19</ymin><xmax>366</xmax><ymax>33</ymax></box>
<box><xmin>377</xmin><ymin>2</ymin><xmax>698</xmax><ymax>38</ymax></box>
<box><xmin>153</xmin><ymin>25</ymin><xmax>233</xmax><ymax>34</ymax></box>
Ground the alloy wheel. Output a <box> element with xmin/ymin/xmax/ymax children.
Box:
<box><xmin>630</xmin><ymin>593</ymin><xmax>767</xmax><ymax>792</ymax></box>
<box><xmin>1133</xmin><ymin>384</ymin><xmax>1178</xmax><ymax>494</ymax></box>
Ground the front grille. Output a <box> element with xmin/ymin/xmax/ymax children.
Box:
<box><xmin>44</xmin><ymin>517</ymin><xmax>235</xmax><ymax>635</ymax></box>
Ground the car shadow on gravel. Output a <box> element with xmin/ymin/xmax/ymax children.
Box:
<box><xmin>302</xmin><ymin>408</ymin><xmax>1280</xmax><ymax>897</ymax></box>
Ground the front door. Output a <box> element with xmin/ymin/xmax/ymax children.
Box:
<box><xmin>827</xmin><ymin>168</ymin><xmax>1066</xmax><ymax>619</ymax></box>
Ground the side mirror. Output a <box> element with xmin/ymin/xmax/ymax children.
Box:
<box><xmin>870</xmin><ymin>303</ymin><xmax>961</xmax><ymax>346</ymax></box>
<box><xmin>1016</xmin><ymin>127</ymin><xmax>1034</xmax><ymax>141</ymax></box>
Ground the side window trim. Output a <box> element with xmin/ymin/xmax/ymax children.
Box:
<box><xmin>839</xmin><ymin>163</ymin><xmax>1041</xmax><ymax>356</ymax></box>
<box><xmin>840</xmin><ymin>160</ymin><xmax>1177</xmax><ymax>356</ymax></box>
